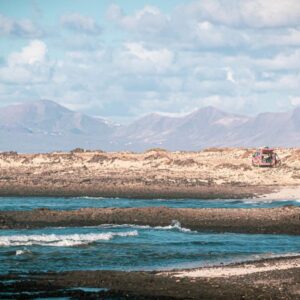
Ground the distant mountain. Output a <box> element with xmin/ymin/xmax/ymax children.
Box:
<box><xmin>0</xmin><ymin>100</ymin><xmax>113</xmax><ymax>135</ymax></box>
<box><xmin>0</xmin><ymin>100</ymin><xmax>116</xmax><ymax>152</ymax></box>
<box><xmin>113</xmin><ymin>107</ymin><xmax>250</xmax><ymax>150</ymax></box>
<box><xmin>225</xmin><ymin>107</ymin><xmax>300</xmax><ymax>147</ymax></box>
<box><xmin>0</xmin><ymin>100</ymin><xmax>299</xmax><ymax>152</ymax></box>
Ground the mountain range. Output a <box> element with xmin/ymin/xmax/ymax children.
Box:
<box><xmin>0</xmin><ymin>100</ymin><xmax>299</xmax><ymax>152</ymax></box>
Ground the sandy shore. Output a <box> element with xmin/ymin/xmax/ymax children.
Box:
<box><xmin>171</xmin><ymin>256</ymin><xmax>300</xmax><ymax>278</ymax></box>
<box><xmin>1</xmin><ymin>256</ymin><xmax>299</xmax><ymax>299</ymax></box>
<box><xmin>1</xmin><ymin>206</ymin><xmax>300</xmax><ymax>234</ymax></box>
<box><xmin>260</xmin><ymin>185</ymin><xmax>300</xmax><ymax>200</ymax></box>
<box><xmin>0</xmin><ymin>148</ymin><xmax>299</xmax><ymax>199</ymax></box>
<box><xmin>1</xmin><ymin>148</ymin><xmax>299</xmax><ymax>299</ymax></box>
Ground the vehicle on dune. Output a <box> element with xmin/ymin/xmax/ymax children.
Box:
<box><xmin>252</xmin><ymin>147</ymin><xmax>281</xmax><ymax>167</ymax></box>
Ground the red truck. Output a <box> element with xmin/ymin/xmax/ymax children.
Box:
<box><xmin>252</xmin><ymin>147</ymin><xmax>281</xmax><ymax>167</ymax></box>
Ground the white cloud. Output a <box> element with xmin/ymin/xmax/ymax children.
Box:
<box><xmin>195</xmin><ymin>21</ymin><xmax>249</xmax><ymax>48</ymax></box>
<box><xmin>290</xmin><ymin>96</ymin><xmax>300</xmax><ymax>106</ymax></box>
<box><xmin>0</xmin><ymin>40</ymin><xmax>52</xmax><ymax>85</ymax></box>
<box><xmin>241</xmin><ymin>0</ymin><xmax>300</xmax><ymax>28</ymax></box>
<box><xmin>0</xmin><ymin>14</ymin><xmax>41</xmax><ymax>38</ymax></box>
<box><xmin>255</xmin><ymin>49</ymin><xmax>300</xmax><ymax>70</ymax></box>
<box><xmin>225</xmin><ymin>68</ymin><xmax>236</xmax><ymax>84</ymax></box>
<box><xmin>8</xmin><ymin>40</ymin><xmax>47</xmax><ymax>66</ymax></box>
<box><xmin>175</xmin><ymin>0</ymin><xmax>300</xmax><ymax>28</ymax></box>
<box><xmin>2</xmin><ymin>1</ymin><xmax>300</xmax><ymax>119</ymax></box>
<box><xmin>107</xmin><ymin>4</ymin><xmax>168</xmax><ymax>35</ymax></box>
<box><xmin>61</xmin><ymin>13</ymin><xmax>101</xmax><ymax>34</ymax></box>
<box><xmin>106</xmin><ymin>2</ymin><xmax>300</xmax><ymax>51</ymax></box>
<box><xmin>122</xmin><ymin>43</ymin><xmax>174</xmax><ymax>73</ymax></box>
<box><xmin>125</xmin><ymin>43</ymin><xmax>172</xmax><ymax>63</ymax></box>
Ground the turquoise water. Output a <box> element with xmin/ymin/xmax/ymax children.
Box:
<box><xmin>0</xmin><ymin>197</ymin><xmax>299</xmax><ymax>277</ymax></box>
<box><xmin>1</xmin><ymin>223</ymin><xmax>300</xmax><ymax>274</ymax></box>
<box><xmin>0</xmin><ymin>196</ymin><xmax>299</xmax><ymax>211</ymax></box>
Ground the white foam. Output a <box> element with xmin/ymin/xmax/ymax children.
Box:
<box><xmin>238</xmin><ymin>199</ymin><xmax>297</xmax><ymax>204</ymax></box>
<box><xmin>0</xmin><ymin>231</ymin><xmax>138</xmax><ymax>247</ymax></box>
<box><xmin>79</xmin><ymin>196</ymin><xmax>105</xmax><ymax>200</ymax></box>
<box><xmin>15</xmin><ymin>249</ymin><xmax>25</xmax><ymax>255</ymax></box>
<box><xmin>154</xmin><ymin>220</ymin><xmax>192</xmax><ymax>232</ymax></box>
<box><xmin>78</xmin><ymin>196</ymin><xmax>120</xmax><ymax>200</ymax></box>
<box><xmin>89</xmin><ymin>220</ymin><xmax>192</xmax><ymax>233</ymax></box>
<box><xmin>15</xmin><ymin>248</ymin><xmax>32</xmax><ymax>255</ymax></box>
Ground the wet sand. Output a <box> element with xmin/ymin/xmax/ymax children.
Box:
<box><xmin>1</xmin><ymin>206</ymin><xmax>300</xmax><ymax>234</ymax></box>
<box><xmin>1</xmin><ymin>256</ymin><xmax>299</xmax><ymax>299</ymax></box>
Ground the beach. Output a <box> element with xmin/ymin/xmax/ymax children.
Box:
<box><xmin>1</xmin><ymin>256</ymin><xmax>299</xmax><ymax>299</ymax></box>
<box><xmin>0</xmin><ymin>148</ymin><xmax>299</xmax><ymax>299</ymax></box>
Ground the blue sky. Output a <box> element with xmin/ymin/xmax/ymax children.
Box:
<box><xmin>0</xmin><ymin>0</ymin><xmax>300</xmax><ymax>122</ymax></box>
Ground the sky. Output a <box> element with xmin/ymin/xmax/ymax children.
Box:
<box><xmin>0</xmin><ymin>0</ymin><xmax>300</xmax><ymax>122</ymax></box>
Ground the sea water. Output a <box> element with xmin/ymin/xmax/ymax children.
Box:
<box><xmin>1</xmin><ymin>197</ymin><xmax>299</xmax><ymax>298</ymax></box>
<box><xmin>0</xmin><ymin>197</ymin><xmax>299</xmax><ymax>275</ymax></box>
<box><xmin>0</xmin><ymin>196</ymin><xmax>299</xmax><ymax>211</ymax></box>
<box><xmin>1</xmin><ymin>223</ymin><xmax>300</xmax><ymax>274</ymax></box>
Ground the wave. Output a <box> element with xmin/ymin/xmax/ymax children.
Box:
<box><xmin>77</xmin><ymin>196</ymin><xmax>121</xmax><ymax>200</ymax></box>
<box><xmin>153</xmin><ymin>220</ymin><xmax>192</xmax><ymax>232</ymax></box>
<box><xmin>227</xmin><ymin>199</ymin><xmax>300</xmax><ymax>205</ymax></box>
<box><xmin>0</xmin><ymin>231</ymin><xmax>138</xmax><ymax>247</ymax></box>
<box><xmin>87</xmin><ymin>220</ymin><xmax>193</xmax><ymax>233</ymax></box>
<box><xmin>249</xmin><ymin>252</ymin><xmax>300</xmax><ymax>260</ymax></box>
<box><xmin>15</xmin><ymin>249</ymin><xmax>32</xmax><ymax>256</ymax></box>
<box><xmin>77</xmin><ymin>196</ymin><xmax>106</xmax><ymax>200</ymax></box>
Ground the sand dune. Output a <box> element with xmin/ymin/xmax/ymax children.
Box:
<box><xmin>0</xmin><ymin>148</ymin><xmax>299</xmax><ymax>198</ymax></box>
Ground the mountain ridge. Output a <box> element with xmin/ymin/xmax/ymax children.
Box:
<box><xmin>0</xmin><ymin>100</ymin><xmax>299</xmax><ymax>152</ymax></box>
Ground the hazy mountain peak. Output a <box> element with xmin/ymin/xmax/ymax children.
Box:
<box><xmin>0</xmin><ymin>100</ymin><xmax>299</xmax><ymax>152</ymax></box>
<box><xmin>0</xmin><ymin>99</ymin><xmax>114</xmax><ymax>142</ymax></box>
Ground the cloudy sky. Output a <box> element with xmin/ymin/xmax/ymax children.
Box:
<box><xmin>1</xmin><ymin>0</ymin><xmax>300</xmax><ymax>122</ymax></box>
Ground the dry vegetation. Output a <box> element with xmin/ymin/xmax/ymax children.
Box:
<box><xmin>0</xmin><ymin>148</ymin><xmax>299</xmax><ymax>198</ymax></box>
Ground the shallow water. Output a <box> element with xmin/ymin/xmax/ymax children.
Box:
<box><xmin>1</xmin><ymin>197</ymin><xmax>299</xmax><ymax>278</ymax></box>
<box><xmin>0</xmin><ymin>196</ymin><xmax>299</xmax><ymax>211</ymax></box>
<box><xmin>1</xmin><ymin>223</ymin><xmax>300</xmax><ymax>274</ymax></box>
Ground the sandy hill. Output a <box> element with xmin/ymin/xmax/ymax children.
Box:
<box><xmin>0</xmin><ymin>148</ymin><xmax>299</xmax><ymax>199</ymax></box>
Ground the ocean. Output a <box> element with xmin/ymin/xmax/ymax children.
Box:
<box><xmin>0</xmin><ymin>196</ymin><xmax>299</xmax><ymax>211</ymax></box>
<box><xmin>1</xmin><ymin>197</ymin><xmax>299</xmax><ymax>298</ymax></box>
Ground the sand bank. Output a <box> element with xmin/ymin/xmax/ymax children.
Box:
<box><xmin>172</xmin><ymin>256</ymin><xmax>300</xmax><ymax>278</ymax></box>
<box><xmin>1</xmin><ymin>256</ymin><xmax>299</xmax><ymax>299</ymax></box>
<box><xmin>1</xmin><ymin>206</ymin><xmax>299</xmax><ymax>234</ymax></box>
<box><xmin>260</xmin><ymin>185</ymin><xmax>300</xmax><ymax>200</ymax></box>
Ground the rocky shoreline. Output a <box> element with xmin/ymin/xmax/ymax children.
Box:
<box><xmin>1</xmin><ymin>256</ymin><xmax>299</xmax><ymax>299</ymax></box>
<box><xmin>0</xmin><ymin>183</ymin><xmax>270</xmax><ymax>199</ymax></box>
<box><xmin>1</xmin><ymin>148</ymin><xmax>300</xmax><ymax>299</ymax></box>
<box><xmin>1</xmin><ymin>206</ymin><xmax>300</xmax><ymax>234</ymax></box>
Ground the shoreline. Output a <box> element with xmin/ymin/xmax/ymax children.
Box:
<box><xmin>0</xmin><ymin>185</ymin><xmax>299</xmax><ymax>200</ymax></box>
<box><xmin>1</xmin><ymin>255</ymin><xmax>299</xmax><ymax>299</ymax></box>
<box><xmin>1</xmin><ymin>206</ymin><xmax>300</xmax><ymax>234</ymax></box>
<box><xmin>258</xmin><ymin>185</ymin><xmax>300</xmax><ymax>201</ymax></box>
<box><xmin>169</xmin><ymin>254</ymin><xmax>300</xmax><ymax>278</ymax></box>
<box><xmin>0</xmin><ymin>183</ymin><xmax>270</xmax><ymax>199</ymax></box>
<box><xmin>1</xmin><ymin>149</ymin><xmax>300</xmax><ymax>298</ymax></box>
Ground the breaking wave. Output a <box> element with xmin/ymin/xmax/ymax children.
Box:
<box><xmin>0</xmin><ymin>231</ymin><xmax>138</xmax><ymax>247</ymax></box>
<box><xmin>89</xmin><ymin>220</ymin><xmax>192</xmax><ymax>233</ymax></box>
<box><xmin>153</xmin><ymin>220</ymin><xmax>192</xmax><ymax>232</ymax></box>
<box><xmin>15</xmin><ymin>249</ymin><xmax>32</xmax><ymax>256</ymax></box>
